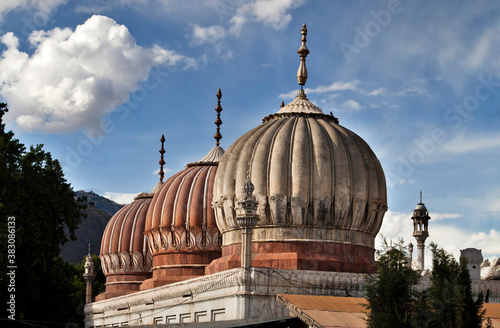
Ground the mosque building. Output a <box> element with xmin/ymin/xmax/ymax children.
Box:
<box><xmin>84</xmin><ymin>24</ymin><xmax>500</xmax><ymax>328</ymax></box>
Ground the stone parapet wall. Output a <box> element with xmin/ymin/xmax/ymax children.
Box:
<box><xmin>85</xmin><ymin>268</ymin><xmax>500</xmax><ymax>327</ymax></box>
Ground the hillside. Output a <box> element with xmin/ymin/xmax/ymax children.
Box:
<box><xmin>61</xmin><ymin>191</ymin><xmax>123</xmax><ymax>264</ymax></box>
<box><xmin>75</xmin><ymin>190</ymin><xmax>123</xmax><ymax>215</ymax></box>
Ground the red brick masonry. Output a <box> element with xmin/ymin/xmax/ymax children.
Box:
<box><xmin>140</xmin><ymin>250</ymin><xmax>221</xmax><ymax>290</ymax></box>
<box><xmin>205</xmin><ymin>241</ymin><xmax>376</xmax><ymax>275</ymax></box>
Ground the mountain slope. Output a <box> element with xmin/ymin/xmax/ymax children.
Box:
<box><xmin>61</xmin><ymin>191</ymin><xmax>123</xmax><ymax>264</ymax></box>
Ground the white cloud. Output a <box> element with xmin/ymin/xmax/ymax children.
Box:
<box><xmin>0</xmin><ymin>0</ymin><xmax>67</xmax><ymax>21</ymax></box>
<box><xmin>188</xmin><ymin>0</ymin><xmax>304</xmax><ymax>45</ymax></box>
<box><xmin>191</xmin><ymin>24</ymin><xmax>227</xmax><ymax>45</ymax></box>
<box><xmin>340</xmin><ymin>99</ymin><xmax>363</xmax><ymax>111</ymax></box>
<box><xmin>442</xmin><ymin>133</ymin><xmax>500</xmax><ymax>154</ymax></box>
<box><xmin>0</xmin><ymin>15</ymin><xmax>196</xmax><ymax>133</ymax></box>
<box><xmin>368</xmin><ymin>88</ymin><xmax>385</xmax><ymax>96</ymax></box>
<box><xmin>229</xmin><ymin>0</ymin><xmax>304</xmax><ymax>35</ymax></box>
<box><xmin>104</xmin><ymin>191</ymin><xmax>138</xmax><ymax>205</ymax></box>
<box><xmin>394</xmin><ymin>76</ymin><xmax>442</xmax><ymax>97</ymax></box>
<box><xmin>431</xmin><ymin>213</ymin><xmax>461</xmax><ymax>221</ymax></box>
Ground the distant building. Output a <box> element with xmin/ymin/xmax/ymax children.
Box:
<box><xmin>461</xmin><ymin>248</ymin><xmax>484</xmax><ymax>280</ymax></box>
<box><xmin>84</xmin><ymin>24</ymin><xmax>499</xmax><ymax>328</ymax></box>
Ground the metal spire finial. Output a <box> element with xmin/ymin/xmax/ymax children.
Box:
<box><xmin>297</xmin><ymin>23</ymin><xmax>309</xmax><ymax>89</ymax></box>
<box><xmin>214</xmin><ymin>88</ymin><xmax>223</xmax><ymax>147</ymax></box>
<box><xmin>159</xmin><ymin>134</ymin><xmax>166</xmax><ymax>182</ymax></box>
<box><xmin>88</xmin><ymin>243</ymin><xmax>91</xmax><ymax>255</ymax></box>
<box><xmin>419</xmin><ymin>190</ymin><xmax>423</xmax><ymax>204</ymax></box>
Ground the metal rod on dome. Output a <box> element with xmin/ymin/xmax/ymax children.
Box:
<box><xmin>159</xmin><ymin>135</ymin><xmax>166</xmax><ymax>182</ymax></box>
<box><xmin>297</xmin><ymin>24</ymin><xmax>309</xmax><ymax>91</ymax></box>
<box><xmin>214</xmin><ymin>89</ymin><xmax>223</xmax><ymax>147</ymax></box>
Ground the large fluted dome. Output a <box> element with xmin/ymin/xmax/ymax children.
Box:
<box><xmin>209</xmin><ymin>91</ymin><xmax>387</xmax><ymax>273</ymax></box>
<box><xmin>97</xmin><ymin>192</ymin><xmax>153</xmax><ymax>300</ymax></box>
<box><xmin>141</xmin><ymin>146</ymin><xmax>224</xmax><ymax>288</ymax></box>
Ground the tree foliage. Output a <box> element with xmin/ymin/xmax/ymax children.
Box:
<box><xmin>366</xmin><ymin>239</ymin><xmax>488</xmax><ymax>328</ymax></box>
<box><xmin>0</xmin><ymin>103</ymin><xmax>91</xmax><ymax>324</ymax></box>
<box><xmin>365</xmin><ymin>239</ymin><xmax>424</xmax><ymax>328</ymax></box>
<box><xmin>427</xmin><ymin>243</ymin><xmax>485</xmax><ymax>328</ymax></box>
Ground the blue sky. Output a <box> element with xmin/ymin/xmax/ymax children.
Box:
<box><xmin>1</xmin><ymin>0</ymin><xmax>499</xmax><ymax>267</ymax></box>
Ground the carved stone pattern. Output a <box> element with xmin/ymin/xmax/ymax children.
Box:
<box><xmin>100</xmin><ymin>251</ymin><xmax>152</xmax><ymax>275</ymax></box>
<box><xmin>146</xmin><ymin>225</ymin><xmax>221</xmax><ymax>254</ymax></box>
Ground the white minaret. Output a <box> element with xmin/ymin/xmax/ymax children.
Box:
<box><xmin>235</xmin><ymin>177</ymin><xmax>260</xmax><ymax>268</ymax></box>
<box><xmin>83</xmin><ymin>244</ymin><xmax>96</xmax><ymax>304</ymax></box>
<box><xmin>411</xmin><ymin>192</ymin><xmax>431</xmax><ymax>271</ymax></box>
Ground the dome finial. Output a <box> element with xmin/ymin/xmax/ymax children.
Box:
<box><xmin>297</xmin><ymin>23</ymin><xmax>309</xmax><ymax>90</ymax></box>
<box><xmin>214</xmin><ymin>88</ymin><xmax>223</xmax><ymax>147</ymax></box>
<box><xmin>159</xmin><ymin>134</ymin><xmax>166</xmax><ymax>182</ymax></box>
<box><xmin>419</xmin><ymin>190</ymin><xmax>423</xmax><ymax>204</ymax></box>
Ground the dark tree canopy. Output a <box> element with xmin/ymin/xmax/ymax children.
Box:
<box><xmin>427</xmin><ymin>243</ymin><xmax>485</xmax><ymax>328</ymax></box>
<box><xmin>0</xmin><ymin>103</ymin><xmax>88</xmax><ymax>324</ymax></box>
<box><xmin>365</xmin><ymin>239</ymin><xmax>424</xmax><ymax>328</ymax></box>
<box><xmin>366</xmin><ymin>239</ymin><xmax>488</xmax><ymax>328</ymax></box>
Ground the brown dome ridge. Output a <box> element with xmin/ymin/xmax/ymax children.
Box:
<box><xmin>140</xmin><ymin>89</ymin><xmax>226</xmax><ymax>289</ymax></box>
<box><xmin>141</xmin><ymin>161</ymin><xmax>222</xmax><ymax>288</ymax></box>
<box><xmin>97</xmin><ymin>193</ymin><xmax>153</xmax><ymax>300</ymax></box>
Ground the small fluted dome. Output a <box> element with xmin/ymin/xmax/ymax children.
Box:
<box><xmin>97</xmin><ymin>192</ymin><xmax>154</xmax><ymax>300</ymax></box>
<box><xmin>141</xmin><ymin>145</ymin><xmax>224</xmax><ymax>288</ymax></box>
<box><xmin>415</xmin><ymin>203</ymin><xmax>427</xmax><ymax>211</ymax></box>
<box><xmin>209</xmin><ymin>91</ymin><xmax>387</xmax><ymax>273</ymax></box>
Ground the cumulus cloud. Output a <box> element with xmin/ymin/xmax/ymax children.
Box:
<box><xmin>378</xmin><ymin>210</ymin><xmax>500</xmax><ymax>269</ymax></box>
<box><xmin>0</xmin><ymin>15</ymin><xmax>196</xmax><ymax>133</ymax></box>
<box><xmin>104</xmin><ymin>191</ymin><xmax>138</xmax><ymax>205</ymax></box>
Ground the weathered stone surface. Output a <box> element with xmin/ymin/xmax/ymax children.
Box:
<box><xmin>481</xmin><ymin>258</ymin><xmax>500</xmax><ymax>280</ymax></box>
<box><xmin>212</xmin><ymin>97</ymin><xmax>387</xmax><ymax>273</ymax></box>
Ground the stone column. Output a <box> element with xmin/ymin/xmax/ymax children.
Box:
<box><xmin>235</xmin><ymin>178</ymin><xmax>259</xmax><ymax>268</ymax></box>
<box><xmin>83</xmin><ymin>244</ymin><xmax>96</xmax><ymax>304</ymax></box>
<box><xmin>407</xmin><ymin>242</ymin><xmax>413</xmax><ymax>268</ymax></box>
<box><xmin>417</xmin><ymin>242</ymin><xmax>425</xmax><ymax>271</ymax></box>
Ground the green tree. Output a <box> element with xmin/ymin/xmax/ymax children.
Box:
<box><xmin>0</xmin><ymin>103</ymin><xmax>87</xmax><ymax>324</ymax></box>
<box><xmin>427</xmin><ymin>243</ymin><xmax>485</xmax><ymax>328</ymax></box>
<box><xmin>365</xmin><ymin>239</ymin><xmax>426</xmax><ymax>328</ymax></box>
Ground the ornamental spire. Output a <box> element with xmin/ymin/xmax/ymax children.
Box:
<box><xmin>159</xmin><ymin>134</ymin><xmax>166</xmax><ymax>182</ymax></box>
<box><xmin>214</xmin><ymin>88</ymin><xmax>223</xmax><ymax>147</ymax></box>
<box><xmin>297</xmin><ymin>23</ymin><xmax>309</xmax><ymax>89</ymax></box>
